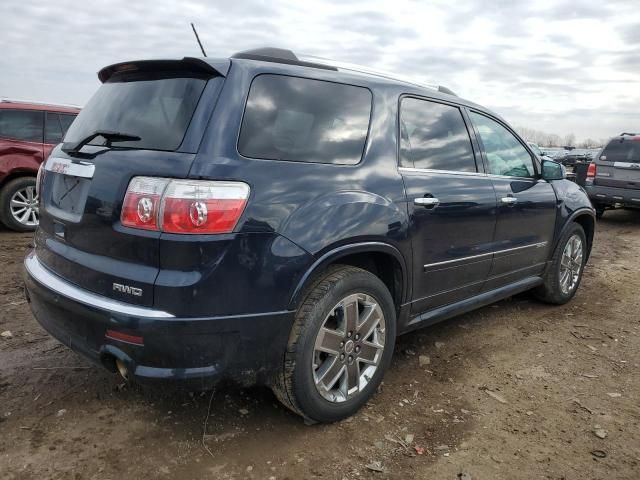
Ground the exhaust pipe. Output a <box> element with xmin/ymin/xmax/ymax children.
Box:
<box><xmin>115</xmin><ymin>359</ymin><xmax>129</xmax><ymax>381</ymax></box>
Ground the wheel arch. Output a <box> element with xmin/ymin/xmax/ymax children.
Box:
<box><xmin>555</xmin><ymin>208</ymin><xmax>595</xmax><ymax>261</ymax></box>
<box><xmin>288</xmin><ymin>242</ymin><xmax>409</xmax><ymax>313</ymax></box>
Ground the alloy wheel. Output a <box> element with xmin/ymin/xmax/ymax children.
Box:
<box><xmin>312</xmin><ymin>293</ymin><xmax>386</xmax><ymax>403</ymax></box>
<box><xmin>559</xmin><ymin>234</ymin><xmax>584</xmax><ymax>295</ymax></box>
<box><xmin>10</xmin><ymin>185</ymin><xmax>39</xmax><ymax>227</ymax></box>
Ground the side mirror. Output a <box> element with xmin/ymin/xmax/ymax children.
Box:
<box><xmin>541</xmin><ymin>159</ymin><xmax>566</xmax><ymax>181</ymax></box>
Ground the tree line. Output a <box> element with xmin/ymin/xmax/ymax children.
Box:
<box><xmin>516</xmin><ymin>127</ymin><xmax>604</xmax><ymax>149</ymax></box>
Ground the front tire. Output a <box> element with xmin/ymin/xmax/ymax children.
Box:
<box><xmin>0</xmin><ymin>177</ymin><xmax>39</xmax><ymax>232</ymax></box>
<box><xmin>272</xmin><ymin>265</ymin><xmax>396</xmax><ymax>423</ymax></box>
<box><xmin>534</xmin><ymin>223</ymin><xmax>587</xmax><ymax>304</ymax></box>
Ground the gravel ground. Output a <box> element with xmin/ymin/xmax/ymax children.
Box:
<box><xmin>1</xmin><ymin>209</ymin><xmax>639</xmax><ymax>480</ymax></box>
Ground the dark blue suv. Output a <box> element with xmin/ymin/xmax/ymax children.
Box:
<box><xmin>23</xmin><ymin>48</ymin><xmax>595</xmax><ymax>423</ymax></box>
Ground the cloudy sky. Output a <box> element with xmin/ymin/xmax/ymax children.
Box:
<box><xmin>1</xmin><ymin>0</ymin><xmax>638</xmax><ymax>142</ymax></box>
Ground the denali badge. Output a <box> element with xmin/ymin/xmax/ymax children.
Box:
<box><xmin>113</xmin><ymin>283</ymin><xmax>143</xmax><ymax>297</ymax></box>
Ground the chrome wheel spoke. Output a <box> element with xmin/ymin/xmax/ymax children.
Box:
<box><xmin>358</xmin><ymin>341</ymin><xmax>381</xmax><ymax>365</ymax></box>
<box><xmin>316</xmin><ymin>357</ymin><xmax>345</xmax><ymax>392</ymax></box>
<box><xmin>346</xmin><ymin>361</ymin><xmax>360</xmax><ymax>392</ymax></box>
<box><xmin>343</xmin><ymin>297</ymin><xmax>358</xmax><ymax>335</ymax></box>
<box><xmin>358</xmin><ymin>302</ymin><xmax>381</xmax><ymax>340</ymax></box>
<box><xmin>316</xmin><ymin>327</ymin><xmax>344</xmax><ymax>355</ymax></box>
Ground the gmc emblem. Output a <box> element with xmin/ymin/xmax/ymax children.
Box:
<box><xmin>113</xmin><ymin>283</ymin><xmax>143</xmax><ymax>297</ymax></box>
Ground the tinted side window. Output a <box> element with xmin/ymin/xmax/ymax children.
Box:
<box><xmin>0</xmin><ymin>109</ymin><xmax>43</xmax><ymax>142</ymax></box>
<box><xmin>470</xmin><ymin>112</ymin><xmax>535</xmax><ymax>177</ymax></box>
<box><xmin>600</xmin><ymin>138</ymin><xmax>640</xmax><ymax>163</ymax></box>
<box><xmin>238</xmin><ymin>75</ymin><xmax>372</xmax><ymax>165</ymax></box>
<box><xmin>45</xmin><ymin>112</ymin><xmax>64</xmax><ymax>144</ymax></box>
<box><xmin>399</xmin><ymin>98</ymin><xmax>476</xmax><ymax>172</ymax></box>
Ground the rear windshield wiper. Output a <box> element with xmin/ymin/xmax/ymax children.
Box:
<box><xmin>61</xmin><ymin>130</ymin><xmax>141</xmax><ymax>155</ymax></box>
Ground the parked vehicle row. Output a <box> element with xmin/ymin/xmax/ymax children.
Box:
<box><xmin>585</xmin><ymin>133</ymin><xmax>640</xmax><ymax>218</ymax></box>
<box><xmin>23</xmin><ymin>48</ymin><xmax>595</xmax><ymax>423</ymax></box>
<box><xmin>0</xmin><ymin>100</ymin><xmax>80</xmax><ymax>231</ymax></box>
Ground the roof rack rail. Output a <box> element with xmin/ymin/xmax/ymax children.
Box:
<box><xmin>230</xmin><ymin>47</ymin><xmax>457</xmax><ymax>96</ymax></box>
<box><xmin>231</xmin><ymin>48</ymin><xmax>337</xmax><ymax>71</ymax></box>
<box><xmin>0</xmin><ymin>97</ymin><xmax>81</xmax><ymax>109</ymax></box>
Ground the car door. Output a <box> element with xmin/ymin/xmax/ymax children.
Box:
<box><xmin>399</xmin><ymin>97</ymin><xmax>497</xmax><ymax>316</ymax></box>
<box><xmin>468</xmin><ymin>110</ymin><xmax>557</xmax><ymax>290</ymax></box>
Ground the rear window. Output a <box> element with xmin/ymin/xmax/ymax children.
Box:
<box><xmin>0</xmin><ymin>109</ymin><xmax>43</xmax><ymax>143</ymax></box>
<box><xmin>64</xmin><ymin>73</ymin><xmax>209</xmax><ymax>151</ymax></box>
<box><xmin>601</xmin><ymin>138</ymin><xmax>640</xmax><ymax>163</ymax></box>
<box><xmin>238</xmin><ymin>75</ymin><xmax>372</xmax><ymax>165</ymax></box>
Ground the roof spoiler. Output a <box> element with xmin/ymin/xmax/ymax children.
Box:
<box><xmin>97</xmin><ymin>57</ymin><xmax>230</xmax><ymax>83</ymax></box>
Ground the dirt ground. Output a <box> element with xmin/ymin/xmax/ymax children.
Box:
<box><xmin>1</xmin><ymin>210</ymin><xmax>639</xmax><ymax>480</ymax></box>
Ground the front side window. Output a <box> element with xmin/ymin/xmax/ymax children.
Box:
<box><xmin>238</xmin><ymin>75</ymin><xmax>372</xmax><ymax>164</ymax></box>
<box><xmin>470</xmin><ymin>112</ymin><xmax>535</xmax><ymax>177</ymax></box>
<box><xmin>399</xmin><ymin>98</ymin><xmax>476</xmax><ymax>172</ymax></box>
<box><xmin>0</xmin><ymin>109</ymin><xmax>43</xmax><ymax>143</ymax></box>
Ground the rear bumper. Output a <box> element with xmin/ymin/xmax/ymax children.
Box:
<box><xmin>585</xmin><ymin>184</ymin><xmax>640</xmax><ymax>207</ymax></box>
<box><xmin>23</xmin><ymin>251</ymin><xmax>295</xmax><ymax>389</ymax></box>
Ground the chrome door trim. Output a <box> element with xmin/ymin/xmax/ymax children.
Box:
<box><xmin>45</xmin><ymin>157</ymin><xmax>96</xmax><ymax>179</ymax></box>
<box><xmin>24</xmin><ymin>252</ymin><xmax>174</xmax><ymax>318</ymax></box>
<box><xmin>423</xmin><ymin>241</ymin><xmax>548</xmax><ymax>269</ymax></box>
<box><xmin>398</xmin><ymin>166</ymin><xmax>487</xmax><ymax>177</ymax></box>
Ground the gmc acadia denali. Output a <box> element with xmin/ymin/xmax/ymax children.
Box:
<box><xmin>24</xmin><ymin>48</ymin><xmax>595</xmax><ymax>423</ymax></box>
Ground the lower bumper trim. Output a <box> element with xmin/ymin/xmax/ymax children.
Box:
<box><xmin>24</xmin><ymin>251</ymin><xmax>174</xmax><ymax>318</ymax></box>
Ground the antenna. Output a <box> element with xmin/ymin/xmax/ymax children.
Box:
<box><xmin>190</xmin><ymin>23</ymin><xmax>207</xmax><ymax>57</ymax></box>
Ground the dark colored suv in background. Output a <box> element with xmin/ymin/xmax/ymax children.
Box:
<box><xmin>585</xmin><ymin>133</ymin><xmax>640</xmax><ymax>218</ymax></box>
<box><xmin>23</xmin><ymin>48</ymin><xmax>595</xmax><ymax>423</ymax></box>
<box><xmin>0</xmin><ymin>100</ymin><xmax>79</xmax><ymax>231</ymax></box>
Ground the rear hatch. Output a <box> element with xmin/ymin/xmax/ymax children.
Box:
<box><xmin>35</xmin><ymin>59</ymin><xmax>225</xmax><ymax>307</ymax></box>
<box><xmin>595</xmin><ymin>136</ymin><xmax>640</xmax><ymax>190</ymax></box>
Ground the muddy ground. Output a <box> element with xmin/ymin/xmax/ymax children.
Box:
<box><xmin>1</xmin><ymin>210</ymin><xmax>639</xmax><ymax>480</ymax></box>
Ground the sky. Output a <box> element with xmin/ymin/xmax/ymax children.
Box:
<box><xmin>1</xmin><ymin>0</ymin><xmax>638</xmax><ymax>142</ymax></box>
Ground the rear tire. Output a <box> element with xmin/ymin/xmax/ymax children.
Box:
<box><xmin>594</xmin><ymin>205</ymin><xmax>606</xmax><ymax>219</ymax></box>
<box><xmin>534</xmin><ymin>223</ymin><xmax>586</xmax><ymax>305</ymax></box>
<box><xmin>272</xmin><ymin>265</ymin><xmax>396</xmax><ymax>423</ymax></box>
<box><xmin>0</xmin><ymin>177</ymin><xmax>39</xmax><ymax>232</ymax></box>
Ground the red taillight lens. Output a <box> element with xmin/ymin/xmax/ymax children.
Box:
<box><xmin>120</xmin><ymin>177</ymin><xmax>250</xmax><ymax>234</ymax></box>
<box><xmin>587</xmin><ymin>162</ymin><xmax>597</xmax><ymax>178</ymax></box>
<box><xmin>161</xmin><ymin>180</ymin><xmax>249</xmax><ymax>234</ymax></box>
<box><xmin>121</xmin><ymin>177</ymin><xmax>169</xmax><ymax>230</ymax></box>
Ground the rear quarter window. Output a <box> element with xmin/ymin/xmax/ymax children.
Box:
<box><xmin>238</xmin><ymin>75</ymin><xmax>372</xmax><ymax>165</ymax></box>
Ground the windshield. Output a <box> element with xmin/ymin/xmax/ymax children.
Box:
<box><xmin>64</xmin><ymin>73</ymin><xmax>209</xmax><ymax>151</ymax></box>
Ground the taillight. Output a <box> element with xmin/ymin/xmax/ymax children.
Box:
<box><xmin>121</xmin><ymin>177</ymin><xmax>250</xmax><ymax>234</ymax></box>
<box><xmin>587</xmin><ymin>162</ymin><xmax>597</xmax><ymax>178</ymax></box>
<box><xmin>121</xmin><ymin>177</ymin><xmax>169</xmax><ymax>231</ymax></box>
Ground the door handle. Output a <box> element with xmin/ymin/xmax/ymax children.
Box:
<box><xmin>501</xmin><ymin>196</ymin><xmax>518</xmax><ymax>206</ymax></box>
<box><xmin>414</xmin><ymin>197</ymin><xmax>440</xmax><ymax>208</ymax></box>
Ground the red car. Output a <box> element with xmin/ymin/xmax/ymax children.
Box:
<box><xmin>0</xmin><ymin>99</ymin><xmax>80</xmax><ymax>231</ymax></box>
